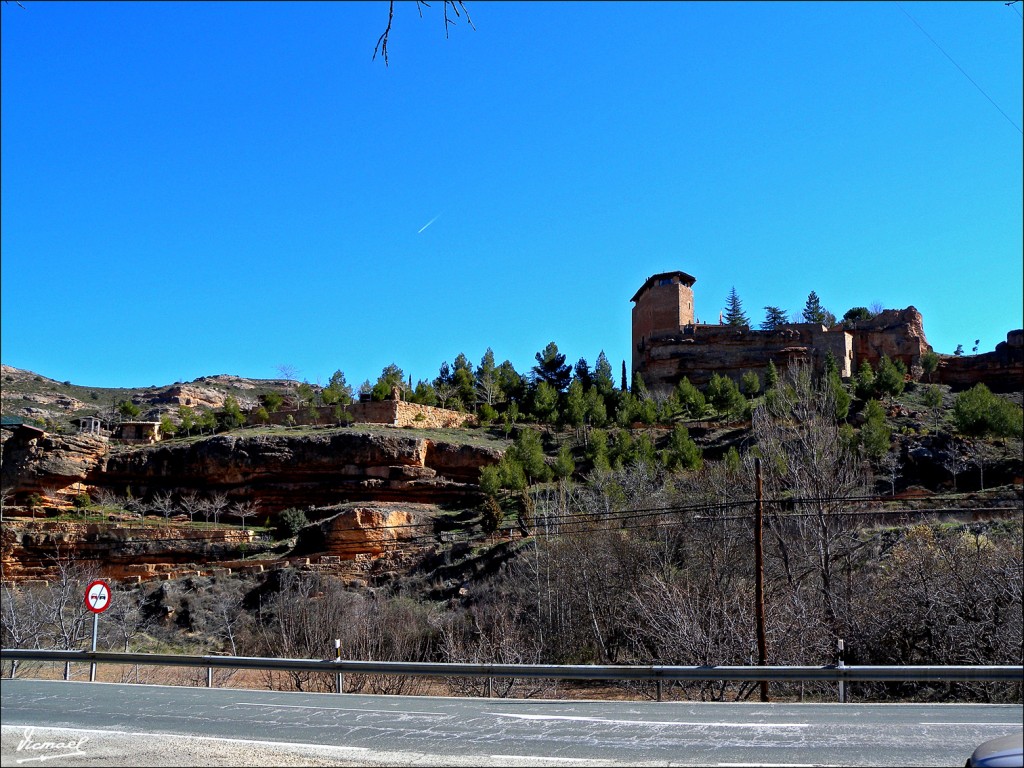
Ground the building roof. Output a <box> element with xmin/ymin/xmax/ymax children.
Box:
<box><xmin>630</xmin><ymin>270</ymin><xmax>697</xmax><ymax>303</ymax></box>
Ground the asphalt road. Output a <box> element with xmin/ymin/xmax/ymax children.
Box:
<box><xmin>2</xmin><ymin>679</ymin><xmax>1021</xmax><ymax>767</ymax></box>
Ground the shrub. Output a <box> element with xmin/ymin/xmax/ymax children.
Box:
<box><xmin>953</xmin><ymin>384</ymin><xmax>1024</xmax><ymax>438</ymax></box>
<box><xmin>72</xmin><ymin>493</ymin><xmax>91</xmax><ymax>509</ymax></box>
<box><xmin>274</xmin><ymin>508</ymin><xmax>310</xmax><ymax>539</ymax></box>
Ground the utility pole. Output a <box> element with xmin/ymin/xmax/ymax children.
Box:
<box><xmin>754</xmin><ymin>458</ymin><xmax>769</xmax><ymax>702</ymax></box>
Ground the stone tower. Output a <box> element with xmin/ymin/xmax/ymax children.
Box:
<box><xmin>631</xmin><ymin>270</ymin><xmax>696</xmax><ymax>373</ymax></box>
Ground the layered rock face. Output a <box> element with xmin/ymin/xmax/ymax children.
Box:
<box><xmin>938</xmin><ymin>330</ymin><xmax>1024</xmax><ymax>393</ymax></box>
<box><xmin>1</xmin><ymin>520</ymin><xmax>256</xmax><ymax>582</ymax></box>
<box><xmin>0</xmin><ymin>432</ymin><xmax>108</xmax><ymax>496</ymax></box>
<box><xmin>2</xmin><ymin>428</ymin><xmax>502</xmax><ymax>512</ymax></box>
<box><xmin>639</xmin><ymin>323</ymin><xmax>854</xmax><ymax>392</ymax></box>
<box><xmin>841</xmin><ymin>307</ymin><xmax>930</xmax><ymax>373</ymax></box>
<box><xmin>294</xmin><ymin>503</ymin><xmax>430</xmax><ymax>560</ymax></box>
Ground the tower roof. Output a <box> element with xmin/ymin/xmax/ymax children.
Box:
<box><xmin>630</xmin><ymin>271</ymin><xmax>697</xmax><ymax>303</ymax></box>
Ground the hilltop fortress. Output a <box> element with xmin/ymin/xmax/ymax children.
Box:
<box><xmin>631</xmin><ymin>270</ymin><xmax>1023</xmax><ymax>393</ymax></box>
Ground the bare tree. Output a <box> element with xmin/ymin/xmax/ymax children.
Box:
<box><xmin>274</xmin><ymin>364</ymin><xmax>299</xmax><ymax>382</ymax></box>
<box><xmin>179</xmin><ymin>491</ymin><xmax>203</xmax><ymax>524</ymax></box>
<box><xmin>232</xmin><ymin>499</ymin><xmax>260</xmax><ymax>530</ymax></box>
<box><xmin>943</xmin><ymin>450</ymin><xmax>968</xmax><ymax>492</ymax></box>
<box><xmin>206</xmin><ymin>491</ymin><xmax>230</xmax><ymax>527</ymax></box>
<box><xmin>374</xmin><ymin>0</ymin><xmax>475</xmax><ymax>67</ymax></box>
<box><xmin>880</xmin><ymin>451</ymin><xmax>902</xmax><ymax>496</ymax></box>
<box><xmin>1</xmin><ymin>581</ymin><xmax>47</xmax><ymax>676</ymax></box>
<box><xmin>753</xmin><ymin>364</ymin><xmax>868</xmax><ymax>634</ymax></box>
<box><xmin>149</xmin><ymin>491</ymin><xmax>177</xmax><ymax>522</ymax></box>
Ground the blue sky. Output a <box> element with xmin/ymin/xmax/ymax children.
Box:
<box><xmin>2</xmin><ymin>1</ymin><xmax>1021</xmax><ymax>390</ymax></box>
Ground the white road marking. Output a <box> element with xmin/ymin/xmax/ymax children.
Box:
<box><xmin>492</xmin><ymin>757</ymin><xmax>614</xmax><ymax>764</ymax></box>
<box><xmin>921</xmin><ymin>722</ymin><xmax>1021</xmax><ymax>726</ymax></box>
<box><xmin>2</xmin><ymin>725</ymin><xmax>370</xmax><ymax>752</ymax></box>
<box><xmin>227</xmin><ymin>702</ymin><xmax>443</xmax><ymax>716</ymax></box>
<box><xmin>484</xmin><ymin>713</ymin><xmax>807</xmax><ymax>728</ymax></box>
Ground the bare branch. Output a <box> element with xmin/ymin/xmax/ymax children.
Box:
<box><xmin>373</xmin><ymin>0</ymin><xmax>395</xmax><ymax>66</ymax></box>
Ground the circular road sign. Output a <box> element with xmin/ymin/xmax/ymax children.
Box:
<box><xmin>84</xmin><ymin>580</ymin><xmax>112</xmax><ymax>614</ymax></box>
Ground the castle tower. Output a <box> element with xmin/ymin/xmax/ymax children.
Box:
<box><xmin>631</xmin><ymin>270</ymin><xmax>696</xmax><ymax>373</ymax></box>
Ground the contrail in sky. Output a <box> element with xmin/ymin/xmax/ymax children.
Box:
<box><xmin>417</xmin><ymin>213</ymin><xmax>442</xmax><ymax>234</ymax></box>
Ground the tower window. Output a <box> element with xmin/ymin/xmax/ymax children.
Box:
<box><xmin>658</xmin><ymin>278</ymin><xmax>673</xmax><ymax>286</ymax></box>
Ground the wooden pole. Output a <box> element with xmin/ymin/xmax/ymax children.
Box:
<box><xmin>754</xmin><ymin>458</ymin><xmax>769</xmax><ymax>702</ymax></box>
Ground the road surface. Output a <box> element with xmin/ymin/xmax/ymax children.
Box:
<box><xmin>2</xmin><ymin>679</ymin><xmax>1021</xmax><ymax>766</ymax></box>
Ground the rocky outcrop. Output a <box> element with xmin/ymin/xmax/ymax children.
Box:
<box><xmin>1</xmin><ymin>432</ymin><xmax>108</xmax><ymax>498</ymax></box>
<box><xmin>2</xmin><ymin>427</ymin><xmax>503</xmax><ymax>512</ymax></box>
<box><xmin>841</xmin><ymin>306</ymin><xmax>930</xmax><ymax>374</ymax></box>
<box><xmin>0</xmin><ymin>520</ymin><xmax>259</xmax><ymax>582</ymax></box>
<box><xmin>937</xmin><ymin>330</ymin><xmax>1024</xmax><ymax>393</ymax></box>
<box><xmin>293</xmin><ymin>503</ymin><xmax>430</xmax><ymax>560</ymax></box>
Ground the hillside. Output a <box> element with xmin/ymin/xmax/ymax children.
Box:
<box><xmin>0</xmin><ymin>364</ymin><xmax>296</xmax><ymax>428</ymax></box>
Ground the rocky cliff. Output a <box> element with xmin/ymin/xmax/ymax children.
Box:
<box><xmin>2</xmin><ymin>426</ymin><xmax>503</xmax><ymax>511</ymax></box>
<box><xmin>1</xmin><ymin>520</ymin><xmax>261</xmax><ymax>582</ymax></box>
<box><xmin>937</xmin><ymin>330</ymin><xmax>1024</xmax><ymax>393</ymax></box>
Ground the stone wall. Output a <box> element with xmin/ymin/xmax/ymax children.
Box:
<box><xmin>638</xmin><ymin>322</ymin><xmax>854</xmax><ymax>392</ymax></box>
<box><xmin>250</xmin><ymin>400</ymin><xmax>474</xmax><ymax>429</ymax></box>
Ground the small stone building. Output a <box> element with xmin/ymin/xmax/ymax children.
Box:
<box><xmin>115</xmin><ymin>421</ymin><xmax>162</xmax><ymax>444</ymax></box>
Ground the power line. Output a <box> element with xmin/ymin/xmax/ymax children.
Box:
<box><xmin>896</xmin><ymin>1</ymin><xmax>1023</xmax><ymax>135</ymax></box>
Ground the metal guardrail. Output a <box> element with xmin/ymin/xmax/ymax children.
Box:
<box><xmin>3</xmin><ymin>648</ymin><xmax>1021</xmax><ymax>687</ymax></box>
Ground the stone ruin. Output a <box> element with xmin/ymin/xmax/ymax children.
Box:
<box><xmin>631</xmin><ymin>270</ymin><xmax>1020</xmax><ymax>393</ymax></box>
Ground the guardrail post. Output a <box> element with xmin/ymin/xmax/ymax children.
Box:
<box><xmin>837</xmin><ymin>639</ymin><xmax>846</xmax><ymax>703</ymax></box>
<box><xmin>334</xmin><ymin>640</ymin><xmax>343</xmax><ymax>694</ymax></box>
<box><xmin>656</xmin><ymin>679</ymin><xmax>663</xmax><ymax>702</ymax></box>
<box><xmin>207</xmin><ymin>666</ymin><xmax>213</xmax><ymax>688</ymax></box>
<box><xmin>486</xmin><ymin>677</ymin><xmax>493</xmax><ymax>698</ymax></box>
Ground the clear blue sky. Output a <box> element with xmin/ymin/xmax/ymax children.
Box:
<box><xmin>2</xmin><ymin>1</ymin><xmax>1022</xmax><ymax>390</ymax></box>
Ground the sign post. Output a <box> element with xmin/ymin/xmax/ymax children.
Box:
<box><xmin>84</xmin><ymin>580</ymin><xmax>112</xmax><ymax>682</ymax></box>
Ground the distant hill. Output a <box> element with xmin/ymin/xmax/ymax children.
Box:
<box><xmin>0</xmin><ymin>364</ymin><xmax>295</xmax><ymax>427</ymax></box>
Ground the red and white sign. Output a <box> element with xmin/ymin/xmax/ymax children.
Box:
<box><xmin>84</xmin><ymin>580</ymin><xmax>112</xmax><ymax>614</ymax></box>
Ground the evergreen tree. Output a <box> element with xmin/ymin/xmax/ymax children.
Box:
<box><xmin>740</xmin><ymin>371</ymin><xmax>761</xmax><ymax>398</ymax></box>
<box><xmin>842</xmin><ymin>307</ymin><xmax>873</xmax><ymax>324</ymax></box>
<box><xmin>662</xmin><ymin>425</ymin><xmax>703</xmax><ymax>471</ymax></box>
<box><xmin>723</xmin><ymin>286</ymin><xmax>749</xmax><ymax>327</ymax></box>
<box><xmin>584</xmin><ymin>386</ymin><xmax>608</xmax><ymax>426</ymax></box>
<box><xmin>621</xmin><ymin>361</ymin><xmax>628</xmax><ymax>392</ymax></box>
<box><xmin>706</xmin><ymin>374</ymin><xmax>747</xmax><ymax>419</ymax></box>
<box><xmin>761</xmin><ymin>306</ymin><xmax>789</xmax><ymax>331</ymax></box>
<box><xmin>553</xmin><ymin>443</ymin><xmax>576</xmax><ymax>480</ymax></box>
<box><xmin>452</xmin><ymin>353</ymin><xmax>476</xmax><ymax>408</ymax></box>
<box><xmin>532</xmin><ymin>342</ymin><xmax>572</xmax><ymax>392</ymax></box>
<box><xmin>371</xmin><ymin>363</ymin><xmax>405</xmax><ymax>401</ymax></box>
<box><xmin>824</xmin><ymin>350</ymin><xmax>838</xmax><ymax>377</ymax></box>
<box><xmin>572</xmin><ymin>357</ymin><xmax>592</xmax><ymax>390</ymax></box>
<box><xmin>531</xmin><ymin>381</ymin><xmax>559</xmax><ymax>424</ymax></box>
<box><xmin>920</xmin><ymin>349</ymin><xmax>940</xmax><ymax>383</ymax></box>
<box><xmin>593</xmin><ymin>351</ymin><xmax>615</xmax><ymax>395</ymax></box>
<box><xmin>874</xmin><ymin>355</ymin><xmax>906</xmax><ymax>399</ymax></box>
<box><xmin>826</xmin><ymin>371</ymin><xmax>851</xmax><ymax>421</ymax></box>
<box><xmin>860</xmin><ymin>399</ymin><xmax>891</xmax><ymax>462</ymax></box>
<box><xmin>764</xmin><ymin>360</ymin><xmax>779</xmax><ymax>390</ymax></box>
<box><xmin>321</xmin><ymin>370</ymin><xmax>353</xmax><ymax>406</ymax></box>
<box><xmin>854</xmin><ymin>361</ymin><xmax>875</xmax><ymax>400</ymax></box>
<box><xmin>496</xmin><ymin>360</ymin><xmax>525</xmax><ymax>405</ymax></box>
<box><xmin>675</xmin><ymin>377</ymin><xmax>706</xmax><ymax>418</ymax></box>
<box><xmin>802</xmin><ymin>291</ymin><xmax>836</xmax><ymax>327</ymax></box>
<box><xmin>585</xmin><ymin>428</ymin><xmax>611</xmax><ymax>472</ymax></box>
<box><xmin>217</xmin><ymin>396</ymin><xmax>246</xmax><ymax>430</ymax></box>
<box><xmin>564</xmin><ymin>379</ymin><xmax>587</xmax><ymax>427</ymax></box>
